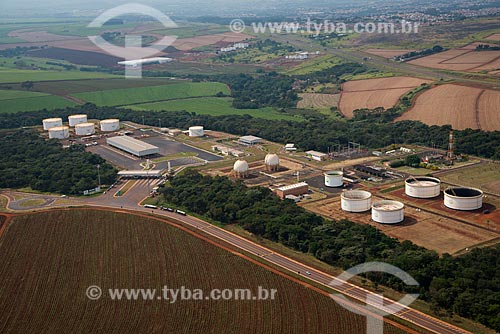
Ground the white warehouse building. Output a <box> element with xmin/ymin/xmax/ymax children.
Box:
<box><xmin>107</xmin><ymin>136</ymin><xmax>160</xmax><ymax>157</ymax></box>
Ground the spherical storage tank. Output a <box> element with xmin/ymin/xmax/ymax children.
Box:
<box><xmin>325</xmin><ymin>171</ymin><xmax>343</xmax><ymax>187</ymax></box>
<box><xmin>233</xmin><ymin>159</ymin><xmax>249</xmax><ymax>178</ymax></box>
<box><xmin>444</xmin><ymin>187</ymin><xmax>483</xmax><ymax>211</ymax></box>
<box><xmin>48</xmin><ymin>126</ymin><xmax>69</xmax><ymax>139</ymax></box>
<box><xmin>405</xmin><ymin>176</ymin><xmax>441</xmax><ymax>198</ymax></box>
<box><xmin>75</xmin><ymin>123</ymin><xmax>95</xmax><ymax>136</ymax></box>
<box><xmin>100</xmin><ymin>119</ymin><xmax>120</xmax><ymax>132</ymax></box>
<box><xmin>68</xmin><ymin>114</ymin><xmax>88</xmax><ymax>127</ymax></box>
<box><xmin>188</xmin><ymin>126</ymin><xmax>204</xmax><ymax>137</ymax></box>
<box><xmin>264</xmin><ymin>153</ymin><xmax>280</xmax><ymax>171</ymax></box>
<box><xmin>372</xmin><ymin>200</ymin><xmax>404</xmax><ymax>224</ymax></box>
<box><xmin>42</xmin><ymin>118</ymin><xmax>62</xmax><ymax>130</ymax></box>
<box><xmin>341</xmin><ymin>190</ymin><xmax>372</xmax><ymax>213</ymax></box>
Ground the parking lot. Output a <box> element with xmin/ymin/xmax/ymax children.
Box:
<box><xmin>141</xmin><ymin>136</ymin><xmax>223</xmax><ymax>162</ymax></box>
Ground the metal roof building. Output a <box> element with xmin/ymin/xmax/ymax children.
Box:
<box><xmin>239</xmin><ymin>135</ymin><xmax>263</xmax><ymax>145</ymax></box>
<box><xmin>107</xmin><ymin>136</ymin><xmax>160</xmax><ymax>157</ymax></box>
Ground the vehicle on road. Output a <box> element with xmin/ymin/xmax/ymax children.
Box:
<box><xmin>175</xmin><ymin>209</ymin><xmax>186</xmax><ymax>216</ymax></box>
<box><xmin>144</xmin><ymin>204</ymin><xmax>157</xmax><ymax>209</ymax></box>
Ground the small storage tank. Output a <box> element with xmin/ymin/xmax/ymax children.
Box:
<box><xmin>444</xmin><ymin>187</ymin><xmax>483</xmax><ymax>211</ymax></box>
<box><xmin>100</xmin><ymin>119</ymin><xmax>120</xmax><ymax>132</ymax></box>
<box><xmin>75</xmin><ymin>123</ymin><xmax>95</xmax><ymax>136</ymax></box>
<box><xmin>233</xmin><ymin>159</ymin><xmax>249</xmax><ymax>178</ymax></box>
<box><xmin>325</xmin><ymin>171</ymin><xmax>344</xmax><ymax>187</ymax></box>
<box><xmin>48</xmin><ymin>126</ymin><xmax>70</xmax><ymax>139</ymax></box>
<box><xmin>188</xmin><ymin>126</ymin><xmax>204</xmax><ymax>137</ymax></box>
<box><xmin>405</xmin><ymin>176</ymin><xmax>441</xmax><ymax>198</ymax></box>
<box><xmin>42</xmin><ymin>118</ymin><xmax>63</xmax><ymax>130</ymax></box>
<box><xmin>372</xmin><ymin>200</ymin><xmax>404</xmax><ymax>224</ymax></box>
<box><xmin>68</xmin><ymin>114</ymin><xmax>88</xmax><ymax>127</ymax></box>
<box><xmin>264</xmin><ymin>153</ymin><xmax>280</xmax><ymax>171</ymax></box>
<box><xmin>341</xmin><ymin>190</ymin><xmax>372</xmax><ymax>213</ymax></box>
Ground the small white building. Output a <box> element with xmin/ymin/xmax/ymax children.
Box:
<box><xmin>306</xmin><ymin>150</ymin><xmax>328</xmax><ymax>161</ymax></box>
<box><xmin>285</xmin><ymin>143</ymin><xmax>297</xmax><ymax>152</ymax></box>
<box><xmin>239</xmin><ymin>135</ymin><xmax>263</xmax><ymax>146</ymax></box>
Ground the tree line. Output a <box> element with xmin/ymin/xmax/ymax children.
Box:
<box><xmin>158</xmin><ymin>170</ymin><xmax>500</xmax><ymax>331</ymax></box>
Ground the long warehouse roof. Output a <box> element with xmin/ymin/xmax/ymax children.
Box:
<box><xmin>107</xmin><ymin>136</ymin><xmax>159</xmax><ymax>155</ymax></box>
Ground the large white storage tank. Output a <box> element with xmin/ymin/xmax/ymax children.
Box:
<box><xmin>325</xmin><ymin>171</ymin><xmax>343</xmax><ymax>187</ymax></box>
<box><xmin>42</xmin><ymin>118</ymin><xmax>63</xmax><ymax>130</ymax></box>
<box><xmin>341</xmin><ymin>190</ymin><xmax>372</xmax><ymax>213</ymax></box>
<box><xmin>48</xmin><ymin>126</ymin><xmax>69</xmax><ymax>139</ymax></box>
<box><xmin>372</xmin><ymin>200</ymin><xmax>404</xmax><ymax>224</ymax></box>
<box><xmin>100</xmin><ymin>119</ymin><xmax>120</xmax><ymax>132</ymax></box>
<box><xmin>68</xmin><ymin>114</ymin><xmax>88</xmax><ymax>127</ymax></box>
<box><xmin>264</xmin><ymin>153</ymin><xmax>280</xmax><ymax>171</ymax></box>
<box><xmin>75</xmin><ymin>123</ymin><xmax>95</xmax><ymax>136</ymax></box>
<box><xmin>444</xmin><ymin>187</ymin><xmax>483</xmax><ymax>211</ymax></box>
<box><xmin>405</xmin><ymin>176</ymin><xmax>441</xmax><ymax>198</ymax></box>
<box><xmin>188</xmin><ymin>126</ymin><xmax>204</xmax><ymax>137</ymax></box>
<box><xmin>233</xmin><ymin>159</ymin><xmax>249</xmax><ymax>178</ymax></box>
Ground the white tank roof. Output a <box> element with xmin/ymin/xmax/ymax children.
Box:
<box><xmin>233</xmin><ymin>159</ymin><xmax>249</xmax><ymax>173</ymax></box>
<box><xmin>101</xmin><ymin>119</ymin><xmax>120</xmax><ymax>124</ymax></box>
<box><xmin>265</xmin><ymin>153</ymin><xmax>280</xmax><ymax>166</ymax></box>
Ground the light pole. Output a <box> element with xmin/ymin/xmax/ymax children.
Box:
<box><xmin>158</xmin><ymin>118</ymin><xmax>161</xmax><ymax>128</ymax></box>
<box><xmin>96</xmin><ymin>164</ymin><xmax>101</xmax><ymax>190</ymax></box>
<box><xmin>142</xmin><ymin>115</ymin><xmax>145</xmax><ymax>126</ymax></box>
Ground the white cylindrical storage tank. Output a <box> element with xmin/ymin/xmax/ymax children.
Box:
<box><xmin>42</xmin><ymin>118</ymin><xmax>63</xmax><ymax>130</ymax></box>
<box><xmin>188</xmin><ymin>126</ymin><xmax>204</xmax><ymax>137</ymax></box>
<box><xmin>341</xmin><ymin>190</ymin><xmax>372</xmax><ymax>213</ymax></box>
<box><xmin>405</xmin><ymin>176</ymin><xmax>441</xmax><ymax>198</ymax></box>
<box><xmin>100</xmin><ymin>119</ymin><xmax>120</xmax><ymax>132</ymax></box>
<box><xmin>325</xmin><ymin>171</ymin><xmax>343</xmax><ymax>187</ymax></box>
<box><xmin>48</xmin><ymin>126</ymin><xmax>69</xmax><ymax>139</ymax></box>
<box><xmin>444</xmin><ymin>187</ymin><xmax>483</xmax><ymax>211</ymax></box>
<box><xmin>372</xmin><ymin>200</ymin><xmax>404</xmax><ymax>224</ymax></box>
<box><xmin>75</xmin><ymin>122</ymin><xmax>95</xmax><ymax>136</ymax></box>
<box><xmin>68</xmin><ymin>114</ymin><xmax>88</xmax><ymax>127</ymax></box>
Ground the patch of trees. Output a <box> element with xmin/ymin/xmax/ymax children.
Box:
<box><xmin>395</xmin><ymin>45</ymin><xmax>444</xmax><ymax>61</ymax></box>
<box><xmin>295</xmin><ymin>62</ymin><xmax>367</xmax><ymax>84</ymax></box>
<box><xmin>0</xmin><ymin>46</ymin><xmax>40</xmax><ymax>58</ymax></box>
<box><xmin>0</xmin><ymin>129</ymin><xmax>116</xmax><ymax>194</ymax></box>
<box><xmin>159</xmin><ymin>170</ymin><xmax>500</xmax><ymax>331</ymax></box>
<box><xmin>389</xmin><ymin>155</ymin><xmax>421</xmax><ymax>168</ymax></box>
<box><xmin>0</xmin><ymin>105</ymin><xmax>498</xmax><ymax>160</ymax></box>
<box><xmin>476</xmin><ymin>44</ymin><xmax>500</xmax><ymax>51</ymax></box>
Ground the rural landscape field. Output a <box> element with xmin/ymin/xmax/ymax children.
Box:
<box><xmin>0</xmin><ymin>0</ymin><xmax>499</xmax><ymax>333</ymax></box>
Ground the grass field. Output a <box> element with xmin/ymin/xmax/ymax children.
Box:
<box><xmin>128</xmin><ymin>97</ymin><xmax>301</xmax><ymax>121</ymax></box>
<box><xmin>284</xmin><ymin>55</ymin><xmax>343</xmax><ymax>75</ymax></box>
<box><xmin>73</xmin><ymin>82</ymin><xmax>230</xmax><ymax>106</ymax></box>
<box><xmin>0</xmin><ymin>67</ymin><xmax>118</xmax><ymax>83</ymax></box>
<box><xmin>440</xmin><ymin>163</ymin><xmax>500</xmax><ymax>195</ymax></box>
<box><xmin>0</xmin><ymin>209</ymin><xmax>408</xmax><ymax>334</ymax></box>
<box><xmin>0</xmin><ymin>94</ymin><xmax>77</xmax><ymax>113</ymax></box>
<box><xmin>0</xmin><ymin>89</ymin><xmax>48</xmax><ymax>100</ymax></box>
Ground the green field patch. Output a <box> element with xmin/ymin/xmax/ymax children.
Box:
<box><xmin>0</xmin><ymin>95</ymin><xmax>77</xmax><ymax>113</ymax></box>
<box><xmin>0</xmin><ymin>67</ymin><xmax>119</xmax><ymax>83</ymax></box>
<box><xmin>284</xmin><ymin>55</ymin><xmax>343</xmax><ymax>75</ymax></box>
<box><xmin>127</xmin><ymin>97</ymin><xmax>301</xmax><ymax>121</ymax></box>
<box><xmin>0</xmin><ymin>89</ymin><xmax>49</xmax><ymax>100</ymax></box>
<box><xmin>73</xmin><ymin>82</ymin><xmax>230</xmax><ymax>106</ymax></box>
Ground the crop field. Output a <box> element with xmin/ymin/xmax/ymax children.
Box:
<box><xmin>73</xmin><ymin>82</ymin><xmax>230</xmax><ymax>106</ymax></box>
<box><xmin>0</xmin><ymin>67</ymin><xmax>118</xmax><ymax>84</ymax></box>
<box><xmin>0</xmin><ymin>93</ymin><xmax>77</xmax><ymax>113</ymax></box>
<box><xmin>284</xmin><ymin>55</ymin><xmax>343</xmax><ymax>75</ymax></box>
<box><xmin>28</xmin><ymin>47</ymin><xmax>122</xmax><ymax>67</ymax></box>
<box><xmin>128</xmin><ymin>97</ymin><xmax>300</xmax><ymax>121</ymax></box>
<box><xmin>486</xmin><ymin>33</ymin><xmax>500</xmax><ymax>41</ymax></box>
<box><xmin>0</xmin><ymin>209</ymin><xmax>408</xmax><ymax>334</ymax></box>
<box><xmin>440</xmin><ymin>163</ymin><xmax>500</xmax><ymax>195</ymax></box>
<box><xmin>297</xmin><ymin>93</ymin><xmax>340</xmax><ymax>110</ymax></box>
<box><xmin>172</xmin><ymin>32</ymin><xmax>253</xmax><ymax>51</ymax></box>
<box><xmin>339</xmin><ymin>77</ymin><xmax>430</xmax><ymax>118</ymax></box>
<box><xmin>364</xmin><ymin>49</ymin><xmax>416</xmax><ymax>58</ymax></box>
<box><xmin>396</xmin><ymin>84</ymin><xmax>500</xmax><ymax>131</ymax></box>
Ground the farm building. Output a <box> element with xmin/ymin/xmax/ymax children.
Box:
<box><xmin>306</xmin><ymin>150</ymin><xmax>328</xmax><ymax>161</ymax></box>
<box><xmin>107</xmin><ymin>136</ymin><xmax>160</xmax><ymax>157</ymax></box>
<box><xmin>239</xmin><ymin>135</ymin><xmax>263</xmax><ymax>145</ymax></box>
<box><xmin>275</xmin><ymin>182</ymin><xmax>309</xmax><ymax>199</ymax></box>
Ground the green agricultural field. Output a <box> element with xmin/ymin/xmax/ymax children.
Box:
<box><xmin>73</xmin><ymin>82</ymin><xmax>230</xmax><ymax>106</ymax></box>
<box><xmin>0</xmin><ymin>67</ymin><xmax>119</xmax><ymax>84</ymax></box>
<box><xmin>284</xmin><ymin>55</ymin><xmax>343</xmax><ymax>75</ymax></box>
<box><xmin>0</xmin><ymin>89</ymin><xmax>48</xmax><ymax>100</ymax></box>
<box><xmin>0</xmin><ymin>94</ymin><xmax>77</xmax><ymax>113</ymax></box>
<box><xmin>152</xmin><ymin>23</ymin><xmax>230</xmax><ymax>38</ymax></box>
<box><xmin>127</xmin><ymin>97</ymin><xmax>301</xmax><ymax>121</ymax></box>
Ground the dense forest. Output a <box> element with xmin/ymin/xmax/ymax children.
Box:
<box><xmin>158</xmin><ymin>170</ymin><xmax>500</xmax><ymax>331</ymax></box>
<box><xmin>1</xmin><ymin>105</ymin><xmax>498</xmax><ymax>160</ymax></box>
<box><xmin>0</xmin><ymin>130</ymin><xmax>116</xmax><ymax>194</ymax></box>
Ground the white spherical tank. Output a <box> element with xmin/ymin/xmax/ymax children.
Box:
<box><xmin>68</xmin><ymin>114</ymin><xmax>88</xmax><ymax>127</ymax></box>
<box><xmin>42</xmin><ymin>118</ymin><xmax>63</xmax><ymax>130</ymax></box>
<box><xmin>372</xmin><ymin>200</ymin><xmax>404</xmax><ymax>224</ymax></box>
<box><xmin>405</xmin><ymin>176</ymin><xmax>441</xmax><ymax>198</ymax></box>
<box><xmin>100</xmin><ymin>119</ymin><xmax>120</xmax><ymax>132</ymax></box>
<box><xmin>75</xmin><ymin>123</ymin><xmax>95</xmax><ymax>136</ymax></box>
<box><xmin>341</xmin><ymin>190</ymin><xmax>372</xmax><ymax>212</ymax></box>
<box><xmin>233</xmin><ymin>159</ymin><xmax>249</xmax><ymax>173</ymax></box>
<box><xmin>188</xmin><ymin>126</ymin><xmax>204</xmax><ymax>137</ymax></box>
<box><xmin>48</xmin><ymin>126</ymin><xmax>69</xmax><ymax>139</ymax></box>
<box><xmin>265</xmin><ymin>153</ymin><xmax>280</xmax><ymax>171</ymax></box>
<box><xmin>325</xmin><ymin>171</ymin><xmax>343</xmax><ymax>187</ymax></box>
<box><xmin>444</xmin><ymin>187</ymin><xmax>483</xmax><ymax>211</ymax></box>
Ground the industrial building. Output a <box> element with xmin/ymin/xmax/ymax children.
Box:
<box><xmin>107</xmin><ymin>136</ymin><xmax>160</xmax><ymax>157</ymax></box>
<box><xmin>275</xmin><ymin>182</ymin><xmax>309</xmax><ymax>199</ymax></box>
<box><xmin>212</xmin><ymin>145</ymin><xmax>245</xmax><ymax>157</ymax></box>
<box><xmin>188</xmin><ymin>126</ymin><xmax>204</xmax><ymax>137</ymax></box>
<box><xmin>117</xmin><ymin>170</ymin><xmax>164</xmax><ymax>178</ymax></box>
<box><xmin>239</xmin><ymin>135</ymin><xmax>263</xmax><ymax>146</ymax></box>
<box><xmin>284</xmin><ymin>143</ymin><xmax>297</xmax><ymax>152</ymax></box>
<box><xmin>306</xmin><ymin>150</ymin><xmax>328</xmax><ymax>161</ymax></box>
